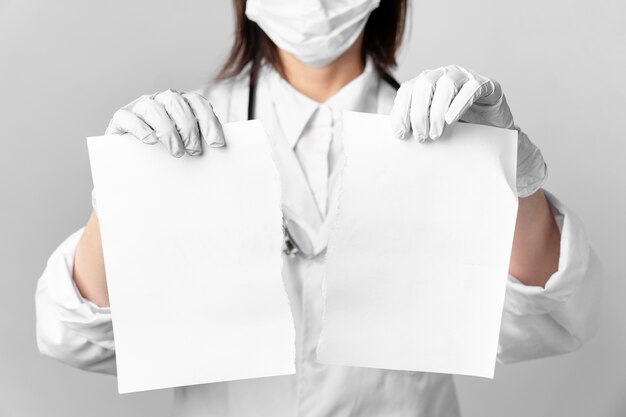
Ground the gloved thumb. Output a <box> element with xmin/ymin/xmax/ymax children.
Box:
<box><xmin>105</xmin><ymin>108</ymin><xmax>158</xmax><ymax>144</ymax></box>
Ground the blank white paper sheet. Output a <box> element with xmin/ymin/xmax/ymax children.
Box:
<box><xmin>316</xmin><ymin>112</ymin><xmax>518</xmax><ymax>378</ymax></box>
<box><xmin>87</xmin><ymin>121</ymin><xmax>295</xmax><ymax>393</ymax></box>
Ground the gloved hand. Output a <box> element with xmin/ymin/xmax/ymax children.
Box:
<box><xmin>93</xmin><ymin>90</ymin><xmax>226</xmax><ymax>213</ymax></box>
<box><xmin>390</xmin><ymin>64</ymin><xmax>547</xmax><ymax>198</ymax></box>
<box><xmin>105</xmin><ymin>89</ymin><xmax>225</xmax><ymax>157</ymax></box>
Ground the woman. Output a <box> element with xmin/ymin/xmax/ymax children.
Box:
<box><xmin>35</xmin><ymin>0</ymin><xmax>602</xmax><ymax>416</ymax></box>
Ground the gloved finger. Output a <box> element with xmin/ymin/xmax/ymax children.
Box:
<box><xmin>428</xmin><ymin>69</ymin><xmax>468</xmax><ymax>139</ymax></box>
<box><xmin>132</xmin><ymin>98</ymin><xmax>185</xmax><ymax>158</ymax></box>
<box><xmin>445</xmin><ymin>78</ymin><xmax>494</xmax><ymax>124</ymax></box>
<box><xmin>475</xmin><ymin>79</ymin><xmax>502</xmax><ymax>106</ymax></box>
<box><xmin>409</xmin><ymin>69</ymin><xmax>443</xmax><ymax>142</ymax></box>
<box><xmin>105</xmin><ymin>108</ymin><xmax>158</xmax><ymax>144</ymax></box>
<box><xmin>390</xmin><ymin>80</ymin><xmax>414</xmax><ymax>139</ymax></box>
<box><xmin>183</xmin><ymin>92</ymin><xmax>226</xmax><ymax>148</ymax></box>
<box><xmin>153</xmin><ymin>90</ymin><xmax>202</xmax><ymax>156</ymax></box>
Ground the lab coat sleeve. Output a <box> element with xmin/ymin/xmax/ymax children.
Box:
<box><xmin>35</xmin><ymin>227</ymin><xmax>117</xmax><ymax>375</ymax></box>
<box><xmin>497</xmin><ymin>190</ymin><xmax>603</xmax><ymax>363</ymax></box>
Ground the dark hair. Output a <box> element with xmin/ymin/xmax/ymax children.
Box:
<box><xmin>217</xmin><ymin>0</ymin><xmax>409</xmax><ymax>81</ymax></box>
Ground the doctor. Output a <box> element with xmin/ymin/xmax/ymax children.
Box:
<box><xmin>36</xmin><ymin>0</ymin><xmax>602</xmax><ymax>416</ymax></box>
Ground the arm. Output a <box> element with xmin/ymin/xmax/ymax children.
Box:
<box><xmin>73</xmin><ymin>211</ymin><xmax>110</xmax><ymax>307</ymax></box>
<box><xmin>36</xmin><ymin>88</ymin><xmax>225</xmax><ymax>373</ymax></box>
<box><xmin>35</xmin><ymin>226</ymin><xmax>116</xmax><ymax>374</ymax></box>
<box><xmin>498</xmin><ymin>190</ymin><xmax>603</xmax><ymax>363</ymax></box>
<box><xmin>74</xmin><ymin>89</ymin><xmax>226</xmax><ymax>308</ymax></box>
<box><xmin>389</xmin><ymin>65</ymin><xmax>602</xmax><ymax>363</ymax></box>
<box><xmin>509</xmin><ymin>189</ymin><xmax>561</xmax><ymax>287</ymax></box>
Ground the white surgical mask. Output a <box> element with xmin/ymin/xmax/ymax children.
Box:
<box><xmin>245</xmin><ymin>0</ymin><xmax>381</xmax><ymax>67</ymax></box>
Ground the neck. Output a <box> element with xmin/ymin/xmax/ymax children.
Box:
<box><xmin>277</xmin><ymin>36</ymin><xmax>365</xmax><ymax>103</ymax></box>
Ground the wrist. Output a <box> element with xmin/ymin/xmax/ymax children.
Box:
<box><xmin>514</xmin><ymin>127</ymin><xmax>548</xmax><ymax>198</ymax></box>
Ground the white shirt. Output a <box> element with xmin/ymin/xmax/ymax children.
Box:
<box><xmin>35</xmin><ymin>62</ymin><xmax>603</xmax><ymax>417</ymax></box>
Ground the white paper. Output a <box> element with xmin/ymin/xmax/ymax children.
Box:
<box><xmin>316</xmin><ymin>112</ymin><xmax>518</xmax><ymax>378</ymax></box>
<box><xmin>87</xmin><ymin>121</ymin><xmax>295</xmax><ymax>393</ymax></box>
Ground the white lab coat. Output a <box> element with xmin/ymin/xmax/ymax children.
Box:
<box><xmin>35</xmin><ymin>62</ymin><xmax>603</xmax><ymax>417</ymax></box>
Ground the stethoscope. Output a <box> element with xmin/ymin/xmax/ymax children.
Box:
<box><xmin>246</xmin><ymin>69</ymin><xmax>401</xmax><ymax>256</ymax></box>
<box><xmin>246</xmin><ymin>69</ymin><xmax>401</xmax><ymax>120</ymax></box>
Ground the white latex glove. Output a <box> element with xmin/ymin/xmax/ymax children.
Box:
<box><xmin>93</xmin><ymin>90</ymin><xmax>226</xmax><ymax>212</ymax></box>
<box><xmin>391</xmin><ymin>65</ymin><xmax>547</xmax><ymax>198</ymax></box>
<box><xmin>105</xmin><ymin>89</ymin><xmax>225</xmax><ymax>157</ymax></box>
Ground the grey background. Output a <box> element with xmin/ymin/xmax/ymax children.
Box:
<box><xmin>1</xmin><ymin>0</ymin><xmax>624</xmax><ymax>416</ymax></box>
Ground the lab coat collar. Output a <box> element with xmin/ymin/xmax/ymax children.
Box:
<box><xmin>264</xmin><ymin>59</ymin><xmax>379</xmax><ymax>149</ymax></box>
